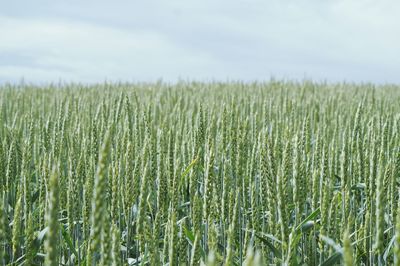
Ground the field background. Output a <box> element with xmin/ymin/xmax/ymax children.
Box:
<box><xmin>0</xmin><ymin>81</ymin><xmax>400</xmax><ymax>265</ymax></box>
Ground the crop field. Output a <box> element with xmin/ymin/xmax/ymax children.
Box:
<box><xmin>0</xmin><ymin>81</ymin><xmax>400</xmax><ymax>265</ymax></box>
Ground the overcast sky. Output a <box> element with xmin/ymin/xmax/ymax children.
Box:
<box><xmin>1</xmin><ymin>0</ymin><xmax>399</xmax><ymax>84</ymax></box>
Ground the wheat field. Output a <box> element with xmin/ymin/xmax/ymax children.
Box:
<box><xmin>0</xmin><ymin>81</ymin><xmax>399</xmax><ymax>265</ymax></box>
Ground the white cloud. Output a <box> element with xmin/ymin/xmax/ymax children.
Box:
<box><xmin>0</xmin><ymin>15</ymin><xmax>224</xmax><ymax>83</ymax></box>
<box><xmin>0</xmin><ymin>1</ymin><xmax>399</xmax><ymax>84</ymax></box>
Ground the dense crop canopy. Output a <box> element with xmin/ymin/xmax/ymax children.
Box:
<box><xmin>0</xmin><ymin>81</ymin><xmax>399</xmax><ymax>265</ymax></box>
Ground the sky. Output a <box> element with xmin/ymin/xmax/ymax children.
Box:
<box><xmin>0</xmin><ymin>0</ymin><xmax>399</xmax><ymax>84</ymax></box>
